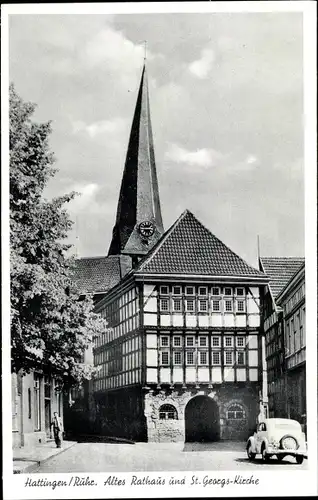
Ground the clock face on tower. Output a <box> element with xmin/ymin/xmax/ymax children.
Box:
<box><xmin>138</xmin><ymin>220</ymin><xmax>155</xmax><ymax>238</ymax></box>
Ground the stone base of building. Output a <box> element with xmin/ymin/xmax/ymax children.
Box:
<box><xmin>81</xmin><ymin>383</ymin><xmax>260</xmax><ymax>443</ymax></box>
<box><xmin>21</xmin><ymin>431</ymin><xmax>47</xmax><ymax>448</ymax></box>
<box><xmin>144</xmin><ymin>383</ymin><xmax>259</xmax><ymax>443</ymax></box>
<box><xmin>12</xmin><ymin>431</ymin><xmax>21</xmax><ymax>448</ymax></box>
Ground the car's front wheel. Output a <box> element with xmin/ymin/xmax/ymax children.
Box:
<box><xmin>247</xmin><ymin>444</ymin><xmax>256</xmax><ymax>461</ymax></box>
<box><xmin>296</xmin><ymin>455</ymin><xmax>304</xmax><ymax>465</ymax></box>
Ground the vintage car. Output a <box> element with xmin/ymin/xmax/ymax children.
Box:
<box><xmin>246</xmin><ymin>418</ymin><xmax>307</xmax><ymax>464</ymax></box>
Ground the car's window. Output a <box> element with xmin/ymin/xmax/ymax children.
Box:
<box><xmin>258</xmin><ymin>423</ymin><xmax>267</xmax><ymax>432</ymax></box>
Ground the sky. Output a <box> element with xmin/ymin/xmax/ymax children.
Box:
<box><xmin>9</xmin><ymin>11</ymin><xmax>304</xmax><ymax>267</ymax></box>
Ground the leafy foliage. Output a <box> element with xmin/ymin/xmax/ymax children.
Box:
<box><xmin>10</xmin><ymin>84</ymin><xmax>106</xmax><ymax>386</ymax></box>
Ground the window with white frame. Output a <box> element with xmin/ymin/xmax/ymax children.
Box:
<box><xmin>173</xmin><ymin>298</ymin><xmax>182</xmax><ymax>312</ymax></box>
<box><xmin>212</xmin><ymin>351</ymin><xmax>221</xmax><ymax>365</ymax></box>
<box><xmin>186</xmin><ymin>299</ymin><xmax>195</xmax><ymax>312</ymax></box>
<box><xmin>236</xmin><ymin>287</ymin><xmax>245</xmax><ymax>296</ymax></box>
<box><xmin>173</xmin><ymin>336</ymin><xmax>182</xmax><ymax>347</ymax></box>
<box><xmin>173</xmin><ymin>286</ymin><xmax>182</xmax><ymax>295</ymax></box>
<box><xmin>224</xmin><ymin>287</ymin><xmax>232</xmax><ymax>296</ymax></box>
<box><xmin>212</xmin><ymin>336</ymin><xmax>221</xmax><ymax>347</ymax></box>
<box><xmin>236</xmin><ymin>299</ymin><xmax>245</xmax><ymax>313</ymax></box>
<box><xmin>199</xmin><ymin>351</ymin><xmax>208</xmax><ymax>365</ymax></box>
<box><xmin>225</xmin><ymin>299</ymin><xmax>233</xmax><ymax>312</ymax></box>
<box><xmin>198</xmin><ymin>287</ymin><xmax>207</xmax><ymax>296</ymax></box>
<box><xmin>185</xmin><ymin>286</ymin><xmax>195</xmax><ymax>296</ymax></box>
<box><xmin>186</xmin><ymin>336</ymin><xmax>195</xmax><ymax>347</ymax></box>
<box><xmin>161</xmin><ymin>336</ymin><xmax>169</xmax><ymax>347</ymax></box>
<box><xmin>161</xmin><ymin>351</ymin><xmax>170</xmax><ymax>365</ymax></box>
<box><xmin>159</xmin><ymin>404</ymin><xmax>178</xmax><ymax>420</ymax></box>
<box><xmin>160</xmin><ymin>298</ymin><xmax>170</xmax><ymax>312</ymax></box>
<box><xmin>236</xmin><ymin>351</ymin><xmax>246</xmax><ymax>365</ymax></box>
<box><xmin>224</xmin><ymin>351</ymin><xmax>234</xmax><ymax>365</ymax></box>
<box><xmin>160</xmin><ymin>286</ymin><xmax>169</xmax><ymax>295</ymax></box>
<box><xmin>225</xmin><ymin>336</ymin><xmax>234</xmax><ymax>347</ymax></box>
<box><xmin>199</xmin><ymin>336</ymin><xmax>208</xmax><ymax>347</ymax></box>
<box><xmin>236</xmin><ymin>336</ymin><xmax>245</xmax><ymax>348</ymax></box>
<box><xmin>212</xmin><ymin>287</ymin><xmax>220</xmax><ymax>296</ymax></box>
<box><xmin>186</xmin><ymin>351</ymin><xmax>195</xmax><ymax>365</ymax></box>
<box><xmin>173</xmin><ymin>351</ymin><xmax>182</xmax><ymax>365</ymax></box>
<box><xmin>212</xmin><ymin>300</ymin><xmax>221</xmax><ymax>312</ymax></box>
<box><xmin>198</xmin><ymin>299</ymin><xmax>208</xmax><ymax>312</ymax></box>
<box><xmin>227</xmin><ymin>404</ymin><xmax>245</xmax><ymax>420</ymax></box>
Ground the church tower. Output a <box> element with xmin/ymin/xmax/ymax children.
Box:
<box><xmin>108</xmin><ymin>64</ymin><xmax>164</xmax><ymax>258</ymax></box>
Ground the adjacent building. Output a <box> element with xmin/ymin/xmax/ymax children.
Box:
<box><xmin>73</xmin><ymin>64</ymin><xmax>269</xmax><ymax>443</ymax></box>
<box><xmin>12</xmin><ymin>372</ymin><xmax>63</xmax><ymax>448</ymax></box>
<box><xmin>276</xmin><ymin>262</ymin><xmax>306</xmax><ymax>428</ymax></box>
<box><xmin>259</xmin><ymin>257</ymin><xmax>305</xmax><ymax>428</ymax></box>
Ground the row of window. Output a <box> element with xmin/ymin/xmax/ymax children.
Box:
<box><xmin>94</xmin><ymin>369</ymin><xmax>140</xmax><ymax>390</ymax></box>
<box><xmin>94</xmin><ymin>321</ymin><xmax>140</xmax><ymax>348</ymax></box>
<box><xmin>160</xmin><ymin>335</ymin><xmax>246</xmax><ymax>348</ymax></box>
<box><xmin>160</xmin><ymin>349</ymin><xmax>247</xmax><ymax>366</ymax></box>
<box><xmin>158</xmin><ymin>403</ymin><xmax>245</xmax><ymax>420</ymax></box>
<box><xmin>95</xmin><ymin>336</ymin><xmax>141</xmax><ymax>360</ymax></box>
<box><xmin>160</xmin><ymin>297</ymin><xmax>246</xmax><ymax>313</ymax></box>
<box><xmin>159</xmin><ymin>286</ymin><xmax>246</xmax><ymax>297</ymax></box>
<box><xmin>285</xmin><ymin>307</ymin><xmax>306</xmax><ymax>355</ymax></box>
<box><xmin>284</xmin><ymin>283</ymin><xmax>305</xmax><ymax>315</ymax></box>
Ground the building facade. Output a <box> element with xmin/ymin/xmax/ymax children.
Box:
<box><xmin>71</xmin><ymin>63</ymin><xmax>269</xmax><ymax>442</ymax></box>
<box><xmin>11</xmin><ymin>371</ymin><xmax>63</xmax><ymax>448</ymax></box>
<box><xmin>93</xmin><ymin>243</ymin><xmax>267</xmax><ymax>442</ymax></box>
<box><xmin>260</xmin><ymin>257</ymin><xmax>305</xmax><ymax>427</ymax></box>
<box><xmin>276</xmin><ymin>263</ymin><xmax>306</xmax><ymax>430</ymax></box>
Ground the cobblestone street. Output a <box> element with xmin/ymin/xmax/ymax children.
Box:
<box><xmin>33</xmin><ymin>441</ymin><xmax>307</xmax><ymax>473</ymax></box>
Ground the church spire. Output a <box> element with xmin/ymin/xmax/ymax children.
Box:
<box><xmin>108</xmin><ymin>63</ymin><xmax>164</xmax><ymax>257</ymax></box>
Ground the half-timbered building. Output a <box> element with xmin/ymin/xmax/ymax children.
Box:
<box><xmin>259</xmin><ymin>257</ymin><xmax>305</xmax><ymax>420</ymax></box>
<box><xmin>73</xmin><ymin>63</ymin><xmax>269</xmax><ymax>442</ymax></box>
<box><xmin>276</xmin><ymin>262</ymin><xmax>306</xmax><ymax>431</ymax></box>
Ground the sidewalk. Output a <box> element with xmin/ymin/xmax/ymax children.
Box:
<box><xmin>13</xmin><ymin>439</ymin><xmax>77</xmax><ymax>474</ymax></box>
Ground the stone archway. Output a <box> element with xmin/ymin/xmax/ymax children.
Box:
<box><xmin>185</xmin><ymin>395</ymin><xmax>220</xmax><ymax>442</ymax></box>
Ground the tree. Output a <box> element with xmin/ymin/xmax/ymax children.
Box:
<box><xmin>10</xmin><ymin>84</ymin><xmax>106</xmax><ymax>387</ymax></box>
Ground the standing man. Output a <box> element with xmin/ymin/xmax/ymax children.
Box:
<box><xmin>51</xmin><ymin>411</ymin><xmax>63</xmax><ymax>448</ymax></box>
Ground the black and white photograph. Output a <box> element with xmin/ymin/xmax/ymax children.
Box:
<box><xmin>2</xmin><ymin>1</ymin><xmax>317</xmax><ymax>498</ymax></box>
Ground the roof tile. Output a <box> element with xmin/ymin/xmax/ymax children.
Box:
<box><xmin>72</xmin><ymin>255</ymin><xmax>130</xmax><ymax>294</ymax></box>
<box><xmin>260</xmin><ymin>257</ymin><xmax>305</xmax><ymax>299</ymax></box>
<box><xmin>137</xmin><ymin>210</ymin><xmax>265</xmax><ymax>277</ymax></box>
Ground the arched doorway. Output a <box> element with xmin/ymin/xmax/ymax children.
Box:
<box><xmin>185</xmin><ymin>396</ymin><xmax>220</xmax><ymax>442</ymax></box>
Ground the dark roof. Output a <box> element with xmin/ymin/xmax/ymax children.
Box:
<box><xmin>136</xmin><ymin>210</ymin><xmax>265</xmax><ymax>278</ymax></box>
<box><xmin>71</xmin><ymin>255</ymin><xmax>131</xmax><ymax>295</ymax></box>
<box><xmin>276</xmin><ymin>261</ymin><xmax>305</xmax><ymax>303</ymax></box>
<box><xmin>260</xmin><ymin>257</ymin><xmax>305</xmax><ymax>299</ymax></box>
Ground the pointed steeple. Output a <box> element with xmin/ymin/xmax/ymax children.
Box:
<box><xmin>108</xmin><ymin>64</ymin><xmax>164</xmax><ymax>257</ymax></box>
